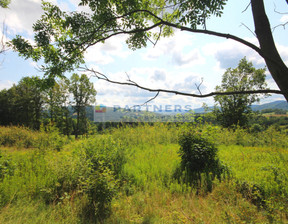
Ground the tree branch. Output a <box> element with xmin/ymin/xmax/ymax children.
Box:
<box><xmin>272</xmin><ymin>21</ymin><xmax>288</xmax><ymax>31</ymax></box>
<box><xmin>240</xmin><ymin>23</ymin><xmax>257</xmax><ymax>37</ymax></box>
<box><xmin>74</xmin><ymin>9</ymin><xmax>264</xmax><ymax>59</ymax></box>
<box><xmin>133</xmin><ymin>91</ymin><xmax>160</xmax><ymax>107</ymax></box>
<box><xmin>123</xmin><ymin>9</ymin><xmax>264</xmax><ymax>57</ymax></box>
<box><xmin>242</xmin><ymin>2</ymin><xmax>251</xmax><ymax>13</ymax></box>
<box><xmin>81</xmin><ymin>67</ymin><xmax>283</xmax><ymax>98</ymax></box>
<box><xmin>195</xmin><ymin>78</ymin><xmax>203</xmax><ymax>95</ymax></box>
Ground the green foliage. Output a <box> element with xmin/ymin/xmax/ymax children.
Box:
<box><xmin>44</xmin><ymin>79</ymin><xmax>72</xmax><ymax>135</ymax></box>
<box><xmin>0</xmin><ymin>76</ymin><xmax>45</xmax><ymax>129</ymax></box>
<box><xmin>0</xmin><ymin>0</ymin><xmax>10</xmax><ymax>8</ymax></box>
<box><xmin>0</xmin><ymin>126</ymin><xmax>36</xmax><ymax>148</ymax></box>
<box><xmin>0</xmin><ymin>127</ymin><xmax>127</xmax><ymax>222</ymax></box>
<box><xmin>0</xmin><ymin>74</ymin><xmax>96</xmax><ymax>137</ymax></box>
<box><xmin>80</xmin><ymin>164</ymin><xmax>118</xmax><ymax>221</ymax></box>
<box><xmin>111</xmin><ymin>123</ymin><xmax>179</xmax><ymax>146</ymax></box>
<box><xmin>1</xmin><ymin>124</ymin><xmax>288</xmax><ymax>222</ymax></box>
<box><xmin>214</xmin><ymin>57</ymin><xmax>268</xmax><ymax>128</ymax></box>
<box><xmin>177</xmin><ymin>129</ymin><xmax>228</xmax><ymax>193</ymax></box>
<box><xmin>10</xmin><ymin>0</ymin><xmax>227</xmax><ymax>78</ymax></box>
<box><xmin>179</xmin><ymin>130</ymin><xmax>218</xmax><ymax>174</ymax></box>
<box><xmin>0</xmin><ymin>126</ymin><xmax>69</xmax><ymax>150</ymax></box>
<box><xmin>261</xmin><ymin>108</ymin><xmax>288</xmax><ymax>115</ymax></box>
<box><xmin>0</xmin><ymin>151</ymin><xmax>15</xmax><ymax>180</ymax></box>
<box><xmin>218</xmin><ymin>145</ymin><xmax>288</xmax><ymax>221</ymax></box>
<box><xmin>62</xmin><ymin>135</ymin><xmax>126</xmax><ymax>221</ymax></box>
<box><xmin>69</xmin><ymin>73</ymin><xmax>96</xmax><ymax>138</ymax></box>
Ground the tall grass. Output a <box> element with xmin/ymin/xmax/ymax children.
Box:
<box><xmin>0</xmin><ymin>125</ymin><xmax>69</xmax><ymax>150</ymax></box>
<box><xmin>218</xmin><ymin>145</ymin><xmax>288</xmax><ymax>221</ymax></box>
<box><xmin>1</xmin><ymin>124</ymin><xmax>287</xmax><ymax>223</ymax></box>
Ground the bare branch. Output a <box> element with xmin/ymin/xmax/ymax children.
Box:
<box><xmin>242</xmin><ymin>2</ymin><xmax>251</xmax><ymax>13</ymax></box>
<box><xmin>153</xmin><ymin>25</ymin><xmax>163</xmax><ymax>47</ymax></box>
<box><xmin>240</xmin><ymin>23</ymin><xmax>256</xmax><ymax>37</ymax></box>
<box><xmin>81</xmin><ymin>67</ymin><xmax>283</xmax><ymax>98</ymax></box>
<box><xmin>134</xmin><ymin>91</ymin><xmax>160</xmax><ymax>108</ymax></box>
<box><xmin>195</xmin><ymin>78</ymin><xmax>203</xmax><ymax>95</ymax></box>
<box><xmin>274</xmin><ymin>3</ymin><xmax>288</xmax><ymax>14</ymax></box>
<box><xmin>272</xmin><ymin>21</ymin><xmax>288</xmax><ymax>31</ymax></box>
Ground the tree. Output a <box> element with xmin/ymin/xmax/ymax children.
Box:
<box><xmin>44</xmin><ymin>79</ymin><xmax>72</xmax><ymax>135</ymax></box>
<box><xmin>69</xmin><ymin>73</ymin><xmax>96</xmax><ymax>138</ymax></box>
<box><xmin>9</xmin><ymin>0</ymin><xmax>288</xmax><ymax>101</ymax></box>
<box><xmin>0</xmin><ymin>76</ymin><xmax>45</xmax><ymax>129</ymax></box>
<box><xmin>15</xmin><ymin>77</ymin><xmax>44</xmax><ymax>129</ymax></box>
<box><xmin>213</xmin><ymin>58</ymin><xmax>267</xmax><ymax>128</ymax></box>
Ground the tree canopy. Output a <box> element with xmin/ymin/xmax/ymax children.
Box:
<box><xmin>213</xmin><ymin>57</ymin><xmax>267</xmax><ymax>128</ymax></box>
<box><xmin>9</xmin><ymin>0</ymin><xmax>288</xmax><ymax>101</ymax></box>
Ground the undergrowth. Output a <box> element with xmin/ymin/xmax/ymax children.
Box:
<box><xmin>0</xmin><ymin>123</ymin><xmax>287</xmax><ymax>223</ymax></box>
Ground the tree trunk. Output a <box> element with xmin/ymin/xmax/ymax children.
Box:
<box><xmin>251</xmin><ymin>0</ymin><xmax>288</xmax><ymax>101</ymax></box>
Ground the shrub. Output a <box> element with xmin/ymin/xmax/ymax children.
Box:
<box><xmin>80</xmin><ymin>164</ymin><xmax>118</xmax><ymax>221</ymax></box>
<box><xmin>179</xmin><ymin>130</ymin><xmax>218</xmax><ymax>174</ymax></box>
<box><xmin>0</xmin><ymin>152</ymin><xmax>15</xmax><ymax>180</ymax></box>
<box><xmin>67</xmin><ymin>135</ymin><xmax>127</xmax><ymax>221</ymax></box>
<box><xmin>178</xmin><ymin>129</ymin><xmax>228</xmax><ymax>192</ymax></box>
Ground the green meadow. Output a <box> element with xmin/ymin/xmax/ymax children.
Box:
<box><xmin>0</xmin><ymin>124</ymin><xmax>287</xmax><ymax>223</ymax></box>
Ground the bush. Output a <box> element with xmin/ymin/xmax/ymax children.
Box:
<box><xmin>81</xmin><ymin>164</ymin><xmax>118</xmax><ymax>221</ymax></box>
<box><xmin>179</xmin><ymin>130</ymin><xmax>218</xmax><ymax>174</ymax></box>
<box><xmin>67</xmin><ymin>135</ymin><xmax>127</xmax><ymax>221</ymax></box>
<box><xmin>178</xmin><ymin>130</ymin><xmax>228</xmax><ymax>192</ymax></box>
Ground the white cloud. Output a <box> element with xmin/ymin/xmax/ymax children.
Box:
<box><xmin>276</xmin><ymin>43</ymin><xmax>288</xmax><ymax>66</ymax></box>
<box><xmin>85</xmin><ymin>35</ymin><xmax>131</xmax><ymax>65</ymax></box>
<box><xmin>280</xmin><ymin>15</ymin><xmax>288</xmax><ymax>23</ymax></box>
<box><xmin>0</xmin><ymin>80</ymin><xmax>15</xmax><ymax>90</ymax></box>
<box><xmin>0</xmin><ymin>0</ymin><xmax>43</xmax><ymax>36</ymax></box>
<box><xmin>143</xmin><ymin>31</ymin><xmax>205</xmax><ymax>67</ymax></box>
<box><xmin>151</xmin><ymin>69</ymin><xmax>166</xmax><ymax>81</ymax></box>
<box><xmin>172</xmin><ymin>49</ymin><xmax>205</xmax><ymax>67</ymax></box>
<box><xmin>0</xmin><ymin>0</ymin><xmax>67</xmax><ymax>36</ymax></box>
<box><xmin>202</xmin><ymin>38</ymin><xmax>265</xmax><ymax>69</ymax></box>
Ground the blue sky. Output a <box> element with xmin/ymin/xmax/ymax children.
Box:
<box><xmin>0</xmin><ymin>0</ymin><xmax>287</xmax><ymax>109</ymax></box>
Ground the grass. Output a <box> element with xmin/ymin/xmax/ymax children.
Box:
<box><xmin>0</xmin><ymin>124</ymin><xmax>287</xmax><ymax>223</ymax></box>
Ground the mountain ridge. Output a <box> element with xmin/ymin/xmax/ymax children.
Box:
<box><xmin>192</xmin><ymin>100</ymin><xmax>288</xmax><ymax>113</ymax></box>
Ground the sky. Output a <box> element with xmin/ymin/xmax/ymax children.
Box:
<box><xmin>0</xmin><ymin>0</ymin><xmax>288</xmax><ymax>110</ymax></box>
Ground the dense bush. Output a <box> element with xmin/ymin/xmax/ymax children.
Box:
<box><xmin>58</xmin><ymin>135</ymin><xmax>126</xmax><ymax>221</ymax></box>
<box><xmin>179</xmin><ymin>131</ymin><xmax>218</xmax><ymax>173</ymax></box>
<box><xmin>178</xmin><ymin>130</ymin><xmax>228</xmax><ymax>192</ymax></box>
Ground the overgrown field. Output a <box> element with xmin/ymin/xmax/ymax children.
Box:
<box><xmin>0</xmin><ymin>124</ymin><xmax>287</xmax><ymax>223</ymax></box>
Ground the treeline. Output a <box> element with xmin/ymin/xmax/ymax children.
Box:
<box><xmin>194</xmin><ymin>112</ymin><xmax>288</xmax><ymax>132</ymax></box>
<box><xmin>0</xmin><ymin>74</ymin><xmax>96</xmax><ymax>137</ymax></box>
<box><xmin>260</xmin><ymin>108</ymin><xmax>288</xmax><ymax>115</ymax></box>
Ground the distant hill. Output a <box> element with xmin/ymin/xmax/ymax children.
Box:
<box><xmin>250</xmin><ymin>100</ymin><xmax>288</xmax><ymax>111</ymax></box>
<box><xmin>192</xmin><ymin>100</ymin><xmax>288</xmax><ymax>114</ymax></box>
<box><xmin>81</xmin><ymin>101</ymin><xmax>288</xmax><ymax>122</ymax></box>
